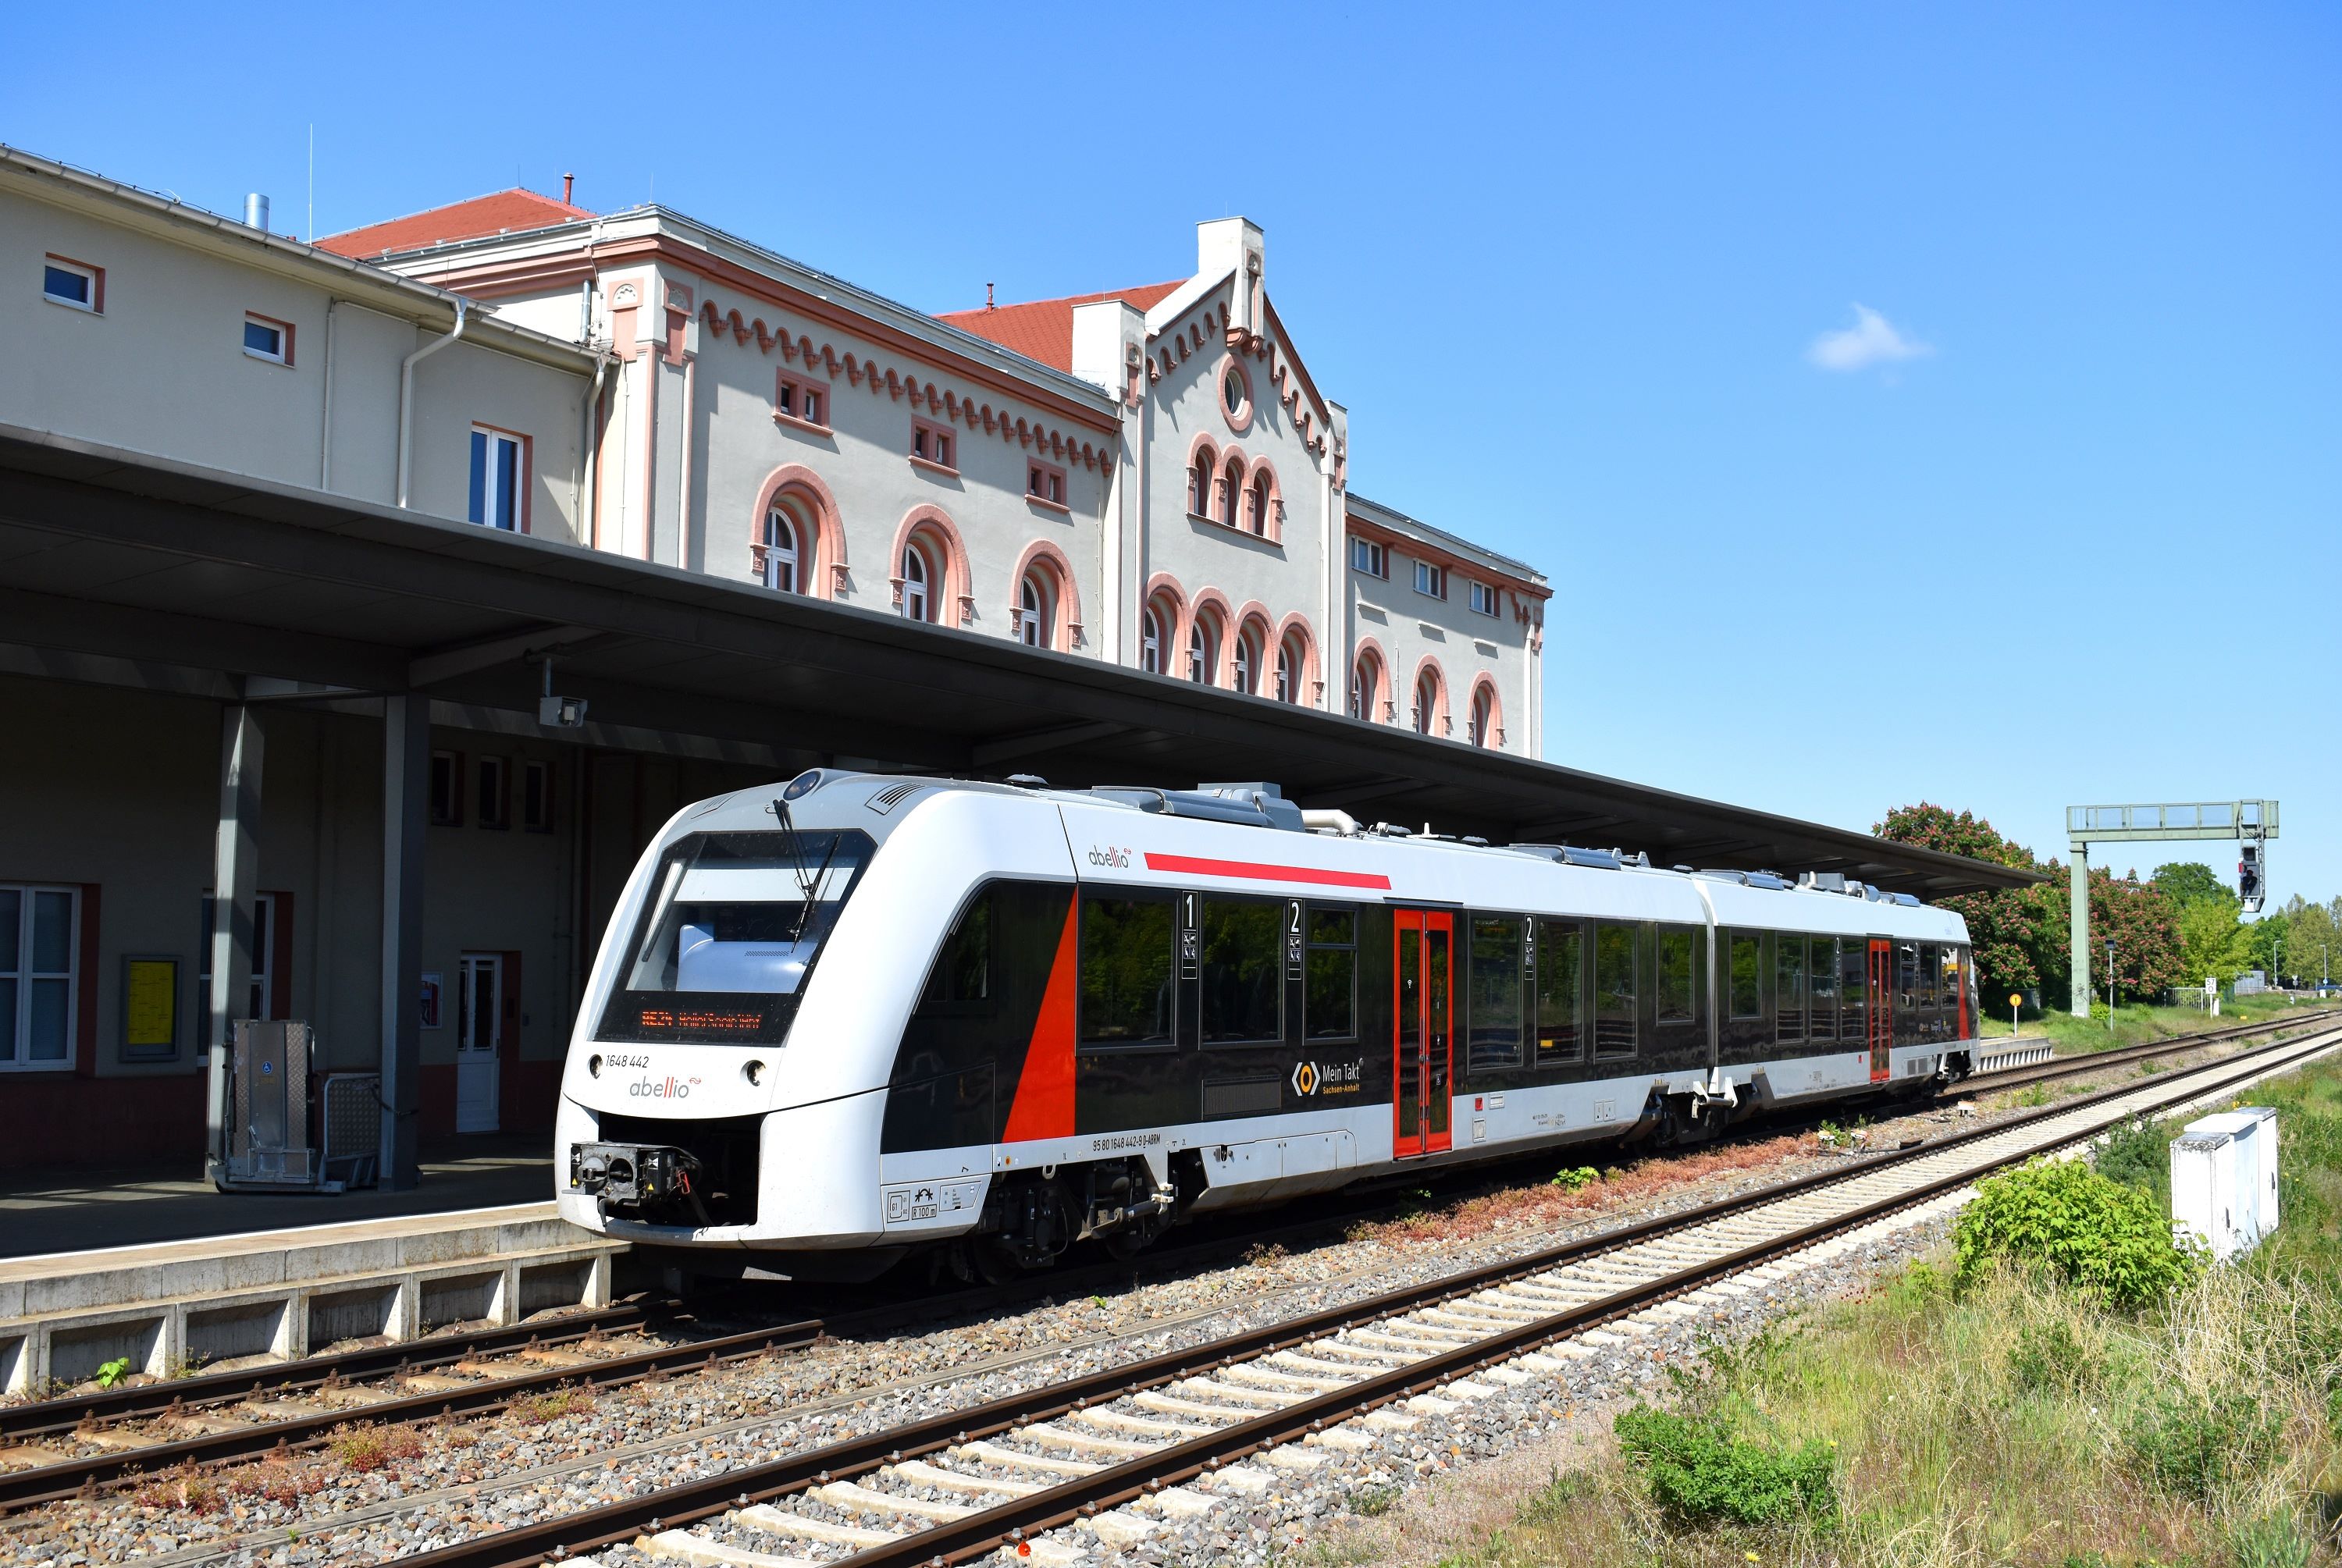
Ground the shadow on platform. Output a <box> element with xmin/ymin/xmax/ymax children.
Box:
<box><xmin>0</xmin><ymin>1133</ymin><xmax>554</xmax><ymax>1260</ymax></box>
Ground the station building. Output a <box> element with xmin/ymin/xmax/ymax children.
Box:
<box><xmin>0</xmin><ymin>148</ymin><xmax>1550</xmax><ymax>1171</ymax></box>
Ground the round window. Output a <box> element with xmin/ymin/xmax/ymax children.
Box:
<box><xmin>1223</xmin><ymin>368</ymin><xmax>1245</xmax><ymax>414</ymax></box>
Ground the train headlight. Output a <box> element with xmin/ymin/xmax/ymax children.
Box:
<box><xmin>587</xmin><ymin>1053</ymin><xmax>603</xmax><ymax>1078</ymax></box>
<box><xmin>742</xmin><ymin>1058</ymin><xmax>766</xmax><ymax>1086</ymax></box>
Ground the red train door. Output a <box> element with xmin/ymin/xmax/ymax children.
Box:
<box><xmin>1393</xmin><ymin>910</ymin><xmax>1454</xmax><ymax>1158</ymax></box>
<box><xmin>1867</xmin><ymin>939</ymin><xmax>1892</xmax><ymax>1082</ymax></box>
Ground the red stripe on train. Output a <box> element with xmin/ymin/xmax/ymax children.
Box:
<box><xmin>1141</xmin><ymin>852</ymin><xmax>1392</xmax><ymax>890</ymax></box>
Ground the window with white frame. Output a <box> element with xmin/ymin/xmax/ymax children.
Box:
<box><xmin>1</xmin><ymin>884</ymin><xmax>77</xmax><ymax>1068</ymax></box>
<box><xmin>1141</xmin><ymin>603</ymin><xmax>1168</xmax><ymax>674</ymax></box>
<box><xmin>1469</xmin><ymin>685</ymin><xmax>1497</xmax><ymax>747</ymax></box>
<box><xmin>763</xmin><ymin>506</ymin><xmax>802</xmax><ymax>592</ymax></box>
<box><xmin>910</xmin><ymin>419</ymin><xmax>956</xmax><ymax>471</ymax></box>
<box><xmin>1350</xmin><ymin>539</ymin><xmax>1387</xmax><ymax>579</ymax></box>
<box><xmin>468</xmin><ymin>428</ymin><xmax>525</xmax><ymax>531</ymax></box>
<box><xmin>1413</xmin><ymin>670</ymin><xmax>1441</xmax><ymax>734</ymax></box>
<box><xmin>476</xmin><ymin>756</ymin><xmax>510</xmax><ymax>829</ymax></box>
<box><xmin>1468</xmin><ymin>580</ymin><xmax>1499</xmax><ymax>617</ymax></box>
<box><xmin>523</xmin><ymin>761</ymin><xmax>553</xmax><ymax>831</ymax></box>
<box><xmin>1351</xmin><ymin>653</ymin><xmax>1381</xmax><ymax>720</ymax></box>
<box><xmin>1275</xmin><ymin>635</ymin><xmax>1302</xmax><ymax>702</ymax></box>
<box><xmin>196</xmin><ymin>891</ymin><xmax>273</xmax><ymax>1046</ymax></box>
<box><xmin>43</xmin><ymin>255</ymin><xmax>101</xmax><ymax>313</ymax></box>
<box><xmin>1016</xmin><ymin>571</ymin><xmax>1055</xmax><ymax>649</ymax></box>
<box><xmin>902</xmin><ymin>542</ymin><xmax>934</xmax><ymax>622</ymax></box>
<box><xmin>1413</xmin><ymin>560</ymin><xmax>1447</xmax><ymax>600</ymax></box>
<box><xmin>1188</xmin><ymin>617</ymin><xmax>1219</xmax><ymax>684</ymax></box>
<box><xmin>243</xmin><ymin>312</ymin><xmax>292</xmax><ymax>365</ymax></box>
<box><xmin>1232</xmin><ymin>628</ymin><xmax>1259</xmax><ymax>695</ymax></box>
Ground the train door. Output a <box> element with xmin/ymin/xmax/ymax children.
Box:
<box><xmin>1392</xmin><ymin>911</ymin><xmax>1454</xmax><ymax>1158</ymax></box>
<box><xmin>1866</xmin><ymin>939</ymin><xmax>1892</xmax><ymax>1083</ymax></box>
<box><xmin>456</xmin><ymin>952</ymin><xmax>503</xmax><ymax>1133</ymax></box>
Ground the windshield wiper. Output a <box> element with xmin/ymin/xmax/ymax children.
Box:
<box><xmin>768</xmin><ymin>795</ymin><xmax>835</xmax><ymax>944</ymax></box>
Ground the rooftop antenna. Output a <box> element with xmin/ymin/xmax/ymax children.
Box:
<box><xmin>985</xmin><ymin>283</ymin><xmax>995</xmax><ymax>311</ymax></box>
<box><xmin>305</xmin><ymin>123</ymin><xmax>313</xmax><ymax>243</ymax></box>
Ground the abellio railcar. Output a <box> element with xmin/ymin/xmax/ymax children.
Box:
<box><xmin>556</xmin><ymin>773</ymin><xmax>1980</xmax><ymax>1281</ymax></box>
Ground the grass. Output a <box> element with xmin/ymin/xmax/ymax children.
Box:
<box><xmin>1975</xmin><ymin>994</ymin><xmax>2313</xmax><ymax>1056</ymax></box>
<box><xmin>1426</xmin><ymin>1047</ymin><xmax>2342</xmax><ymax>1568</ymax></box>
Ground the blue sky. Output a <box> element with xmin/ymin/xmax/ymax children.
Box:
<box><xmin>9</xmin><ymin>2</ymin><xmax>2337</xmax><ymax>904</ymax></box>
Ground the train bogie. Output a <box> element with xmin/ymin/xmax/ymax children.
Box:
<box><xmin>554</xmin><ymin>773</ymin><xmax>1980</xmax><ymax>1278</ymax></box>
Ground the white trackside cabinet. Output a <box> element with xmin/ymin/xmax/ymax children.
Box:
<box><xmin>2230</xmin><ymin>1105</ymin><xmax>2280</xmax><ymax>1238</ymax></box>
<box><xmin>2169</xmin><ymin>1110</ymin><xmax>2275</xmax><ymax>1262</ymax></box>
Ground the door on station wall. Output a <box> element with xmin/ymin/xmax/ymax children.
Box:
<box><xmin>1392</xmin><ymin>910</ymin><xmax>1454</xmax><ymax>1158</ymax></box>
<box><xmin>456</xmin><ymin>952</ymin><xmax>504</xmax><ymax>1133</ymax></box>
<box><xmin>1866</xmin><ymin>939</ymin><xmax>1892</xmax><ymax>1083</ymax></box>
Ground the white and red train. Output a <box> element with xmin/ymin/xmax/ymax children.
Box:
<box><xmin>556</xmin><ymin>773</ymin><xmax>1978</xmax><ymax>1279</ymax></box>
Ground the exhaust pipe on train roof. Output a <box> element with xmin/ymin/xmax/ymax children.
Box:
<box><xmin>1301</xmin><ymin>808</ymin><xmax>1361</xmax><ymax>836</ymax></box>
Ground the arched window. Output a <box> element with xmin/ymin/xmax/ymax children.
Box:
<box><xmin>1219</xmin><ymin>457</ymin><xmax>1243</xmax><ymax>528</ymax></box>
<box><xmin>1188</xmin><ymin>614</ymin><xmax>1219</xmax><ymax>684</ymax></box>
<box><xmin>1469</xmin><ymin>684</ymin><xmax>1497</xmax><ymax>747</ymax></box>
<box><xmin>1017</xmin><ymin>571</ymin><xmax>1052</xmax><ymax>649</ymax></box>
<box><xmin>1247</xmin><ymin>471</ymin><xmax>1271</xmax><ymax>535</ymax></box>
<box><xmin>1190</xmin><ymin>447</ymin><xmax>1215</xmax><ymax>515</ymax></box>
<box><xmin>1413</xmin><ymin>670</ymin><xmax>1441</xmax><ymax>735</ymax></box>
<box><xmin>901</xmin><ymin>542</ymin><xmax>933</xmax><ymax>623</ymax></box>
<box><xmin>763</xmin><ymin>506</ymin><xmax>800</xmax><ymax>593</ymax></box>
<box><xmin>1351</xmin><ymin>652</ymin><xmax>1381</xmax><ymax>720</ymax></box>
<box><xmin>1141</xmin><ymin>605</ymin><xmax>1164</xmax><ymax>674</ymax></box>
<box><xmin>1274</xmin><ymin>638</ymin><xmax>1296</xmax><ymax>702</ymax></box>
<box><xmin>1232</xmin><ymin>626</ymin><xmax>1261</xmax><ymax>695</ymax></box>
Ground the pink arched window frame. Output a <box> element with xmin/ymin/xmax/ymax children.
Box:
<box><xmin>1007</xmin><ymin>539</ymin><xmax>1084</xmax><ymax>650</ymax></box>
<box><xmin>1409</xmin><ymin>655</ymin><xmax>1451</xmax><ymax>737</ymax></box>
<box><xmin>748</xmin><ymin>464</ymin><xmax>849</xmax><ymax>597</ymax></box>
<box><xmin>1351</xmin><ymin>635</ymin><xmax>1393</xmax><ymax>723</ymax></box>
<box><xmin>889</xmin><ymin>504</ymin><xmax>973</xmax><ymax>626</ymax></box>
<box><xmin>1467</xmin><ymin>674</ymin><xmax>1505</xmax><ymax>748</ymax></box>
<box><xmin>1272</xmin><ymin>613</ymin><xmax>1320</xmax><ymax>706</ymax></box>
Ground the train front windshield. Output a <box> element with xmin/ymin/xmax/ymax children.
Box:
<box><xmin>596</xmin><ymin>829</ymin><xmax>874</xmax><ymax>1045</ymax></box>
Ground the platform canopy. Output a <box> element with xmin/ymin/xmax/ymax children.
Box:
<box><xmin>0</xmin><ymin>424</ymin><xmax>2034</xmax><ymax>900</ymax></box>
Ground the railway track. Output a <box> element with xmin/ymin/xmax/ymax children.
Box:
<box><xmin>376</xmin><ymin>1020</ymin><xmax>2340</xmax><ymax>1568</ymax></box>
<box><xmin>1959</xmin><ymin>1008</ymin><xmax>2334</xmax><ymax>1096</ymax></box>
<box><xmin>4</xmin><ymin>1008</ymin><xmax>2321</xmax><ymax>1520</ymax></box>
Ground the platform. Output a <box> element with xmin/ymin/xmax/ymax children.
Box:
<box><xmin>0</xmin><ymin>1137</ymin><xmax>623</xmax><ymax>1393</ymax></box>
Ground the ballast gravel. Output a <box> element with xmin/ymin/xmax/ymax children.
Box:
<box><xmin>0</xmin><ymin>1079</ymin><xmax>2157</xmax><ymax>1568</ymax></box>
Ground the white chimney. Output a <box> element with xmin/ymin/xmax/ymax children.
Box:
<box><xmin>245</xmin><ymin>193</ymin><xmax>270</xmax><ymax>231</ymax></box>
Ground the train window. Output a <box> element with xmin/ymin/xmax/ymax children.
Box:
<box><xmin>1838</xmin><ymin>941</ymin><xmax>1865</xmax><ymax>1040</ymax></box>
<box><xmin>1774</xmin><ymin>935</ymin><xmax>1805</xmax><ymax>1043</ymax></box>
<box><xmin>1944</xmin><ymin>947</ymin><xmax>1966</xmax><ymax>1015</ymax></box>
<box><xmin>1305</xmin><ymin>906</ymin><xmax>1355</xmax><ymax>1040</ymax></box>
<box><xmin>1898</xmin><ymin>944</ymin><xmax>1919</xmax><ymax>1008</ymax></box>
<box><xmin>1918</xmin><ymin>943</ymin><xmax>1939</xmax><ymax>1008</ymax></box>
<box><xmin>920</xmin><ymin>890</ymin><xmax>990</xmax><ymax>1008</ymax></box>
<box><xmin>1810</xmin><ymin>937</ymin><xmax>1838</xmax><ymax>1039</ymax></box>
<box><xmin>1593</xmin><ymin>921</ymin><xmax>1637</xmax><ymax>1058</ymax></box>
<box><xmin>1466</xmin><ymin>915</ymin><xmax>1525</xmax><ymax>1072</ymax></box>
<box><xmin>1656</xmin><ymin>926</ymin><xmax>1699</xmax><ymax>1023</ymax></box>
<box><xmin>1201</xmin><ymin>898</ymin><xmax>1281</xmax><ymax>1044</ymax></box>
<box><xmin>1534</xmin><ymin>917</ymin><xmax>1582</xmax><ymax>1064</ymax></box>
<box><xmin>597</xmin><ymin>828</ymin><xmax>875</xmax><ymax>1044</ymax></box>
<box><xmin>1079</xmin><ymin>894</ymin><xmax>1175</xmax><ymax>1047</ymax></box>
<box><xmin>1728</xmin><ymin>930</ymin><xmax>1761</xmax><ymax>1020</ymax></box>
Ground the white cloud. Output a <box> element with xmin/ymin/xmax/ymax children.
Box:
<box><xmin>1806</xmin><ymin>304</ymin><xmax>1932</xmax><ymax>373</ymax></box>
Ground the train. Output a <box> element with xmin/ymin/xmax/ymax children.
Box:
<box><xmin>553</xmin><ymin>773</ymin><xmax>1980</xmax><ymax>1281</ymax></box>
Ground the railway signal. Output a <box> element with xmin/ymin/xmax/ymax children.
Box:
<box><xmin>2063</xmin><ymin>801</ymin><xmax>2279</xmax><ymax>1017</ymax></box>
<box><xmin>2239</xmin><ymin>841</ymin><xmax>2265</xmax><ymax>915</ymax></box>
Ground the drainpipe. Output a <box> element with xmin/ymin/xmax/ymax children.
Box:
<box><xmin>396</xmin><ymin>299</ymin><xmax>468</xmax><ymax>509</ymax></box>
<box><xmin>320</xmin><ymin>300</ymin><xmax>337</xmax><ymax>489</ymax></box>
<box><xmin>578</xmin><ymin>357</ymin><xmax>607</xmax><ymax>548</ymax></box>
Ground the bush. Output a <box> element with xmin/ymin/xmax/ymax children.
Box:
<box><xmin>2123</xmin><ymin>1388</ymin><xmax>2280</xmax><ymax>1499</ymax></box>
<box><xmin>1953</xmin><ymin>1157</ymin><xmax>2198</xmax><ymax>1307</ymax></box>
<box><xmin>1550</xmin><ymin>1166</ymin><xmax>1598</xmax><ymax>1192</ymax></box>
<box><xmin>2091</xmin><ymin>1114</ymin><xmax>2168</xmax><ymax>1197</ymax></box>
<box><xmin>2006</xmin><ymin>1318</ymin><xmax>2099</xmax><ymax>1395</ymax></box>
<box><xmin>1612</xmin><ymin>1404</ymin><xmax>1835</xmax><ymax>1527</ymax></box>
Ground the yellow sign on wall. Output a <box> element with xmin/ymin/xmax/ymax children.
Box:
<box><xmin>125</xmin><ymin>957</ymin><xmax>178</xmax><ymax>1049</ymax></box>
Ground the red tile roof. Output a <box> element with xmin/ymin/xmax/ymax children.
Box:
<box><xmin>317</xmin><ymin>189</ymin><xmax>595</xmax><ymax>260</ymax></box>
<box><xmin>934</xmin><ymin>282</ymin><xmax>1184</xmax><ymax>372</ymax></box>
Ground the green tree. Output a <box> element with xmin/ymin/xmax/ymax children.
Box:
<box><xmin>2242</xmin><ymin>909</ymin><xmax>2290</xmax><ymax>982</ymax></box>
<box><xmin>1874</xmin><ymin>805</ymin><xmax>2048</xmax><ymax>1001</ymax></box>
<box><xmin>2151</xmin><ymin>862</ymin><xmax>2226</xmax><ymax>908</ymax></box>
<box><xmin>2173</xmin><ymin>891</ymin><xmax>2251</xmax><ymax>987</ymax></box>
